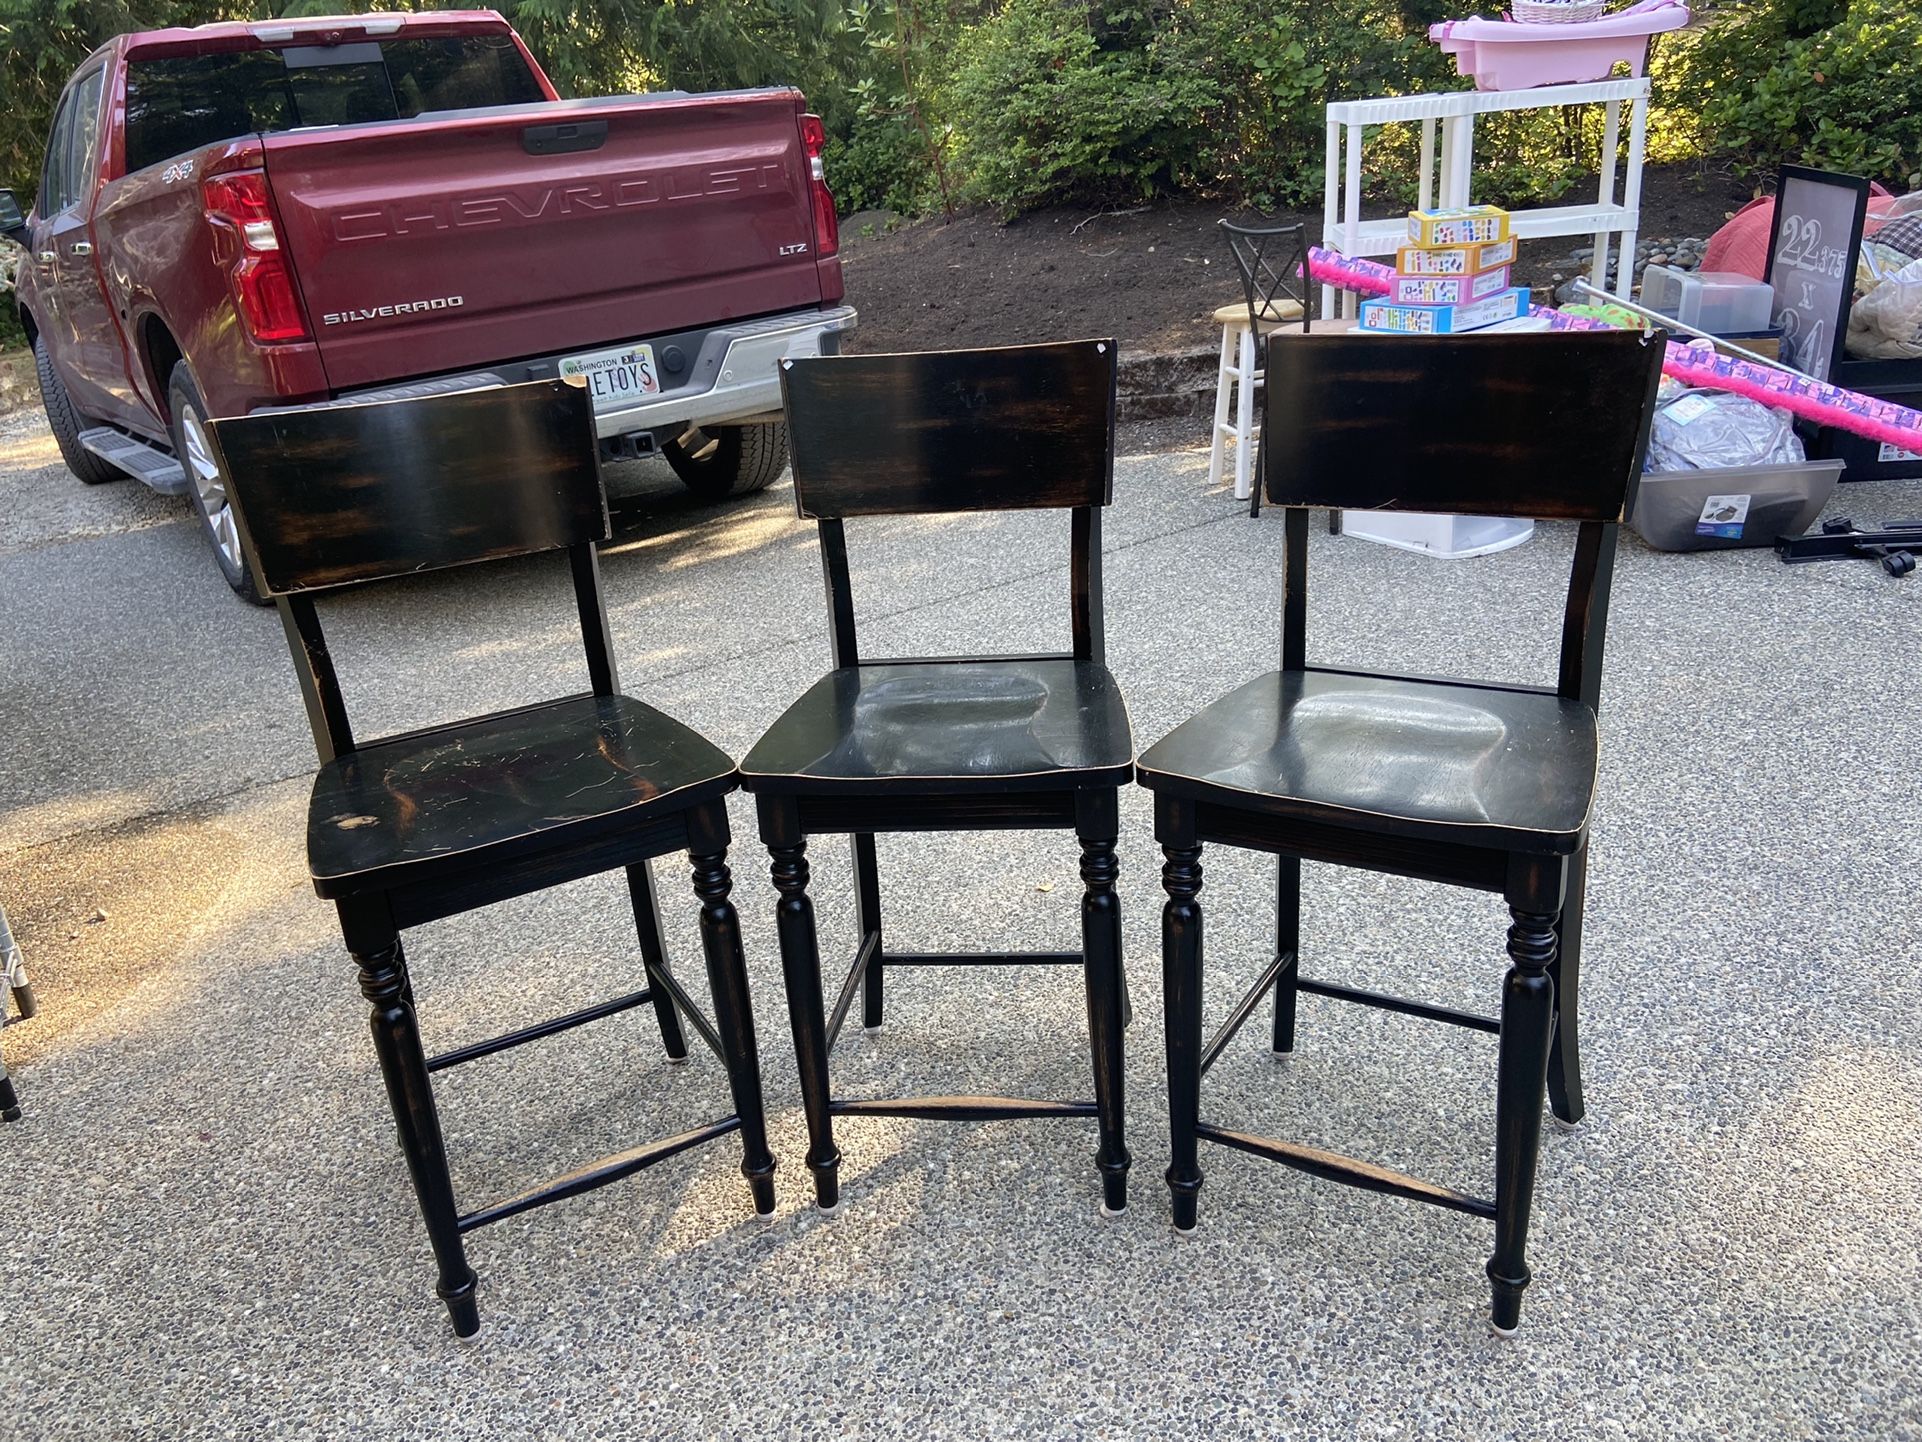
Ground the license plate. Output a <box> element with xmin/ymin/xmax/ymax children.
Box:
<box><xmin>559</xmin><ymin>343</ymin><xmax>662</xmax><ymax>411</ymax></box>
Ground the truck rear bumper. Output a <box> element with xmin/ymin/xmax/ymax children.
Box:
<box><xmin>589</xmin><ymin>305</ymin><xmax>857</xmax><ymax>438</ymax></box>
<box><xmin>320</xmin><ymin>305</ymin><xmax>857</xmax><ymax>437</ymax></box>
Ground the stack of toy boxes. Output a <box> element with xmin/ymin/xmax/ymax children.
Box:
<box><xmin>1359</xmin><ymin>206</ymin><xmax>1528</xmax><ymax>335</ymax></box>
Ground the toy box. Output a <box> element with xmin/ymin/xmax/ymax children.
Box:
<box><xmin>1396</xmin><ymin>238</ymin><xmax>1518</xmax><ymax>276</ymax></box>
<box><xmin>1391</xmin><ymin>267</ymin><xmax>1513</xmax><ymax>306</ymax></box>
<box><xmin>1359</xmin><ymin>287</ymin><xmax>1530</xmax><ymax>335</ymax></box>
<box><xmin>1407</xmin><ymin>205</ymin><xmax>1510</xmax><ymax>247</ymax></box>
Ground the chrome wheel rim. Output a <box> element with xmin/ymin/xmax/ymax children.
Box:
<box><xmin>180</xmin><ymin>406</ymin><xmax>241</xmax><ymax>572</ymax></box>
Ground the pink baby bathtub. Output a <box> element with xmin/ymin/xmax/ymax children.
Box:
<box><xmin>1429</xmin><ymin>0</ymin><xmax>1690</xmax><ymax>92</ymax></box>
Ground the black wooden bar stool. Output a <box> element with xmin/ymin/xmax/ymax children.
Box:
<box><xmin>1138</xmin><ymin>329</ymin><xmax>1664</xmax><ymax>1332</ymax></box>
<box><xmin>740</xmin><ymin>340</ymin><xmax>1135</xmax><ymax>1216</ymax></box>
<box><xmin>207</xmin><ymin>380</ymin><xmax>776</xmax><ymax>1336</ymax></box>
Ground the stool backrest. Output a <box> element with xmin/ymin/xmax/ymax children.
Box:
<box><xmin>780</xmin><ymin>340</ymin><xmax>1115</xmax><ymax>518</ymax></box>
<box><xmin>207</xmin><ymin>380</ymin><xmax>622</xmax><ymax>763</ymax></box>
<box><xmin>779</xmin><ymin>341</ymin><xmax>1118</xmax><ymax>667</ymax></box>
<box><xmin>1261</xmin><ymin>330</ymin><xmax>1663</xmax><ymax>521</ymax></box>
<box><xmin>211</xmin><ymin>381</ymin><xmax>608</xmax><ymax>594</ymax></box>
<box><xmin>1220</xmin><ymin>219</ymin><xmax>1310</xmax><ymax>336</ymax></box>
<box><xmin>1259</xmin><ymin>329</ymin><xmax>1666</xmax><ymax>710</ymax></box>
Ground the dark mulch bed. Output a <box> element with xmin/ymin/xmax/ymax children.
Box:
<box><xmin>840</xmin><ymin>162</ymin><xmax>1757</xmax><ymax>357</ymax></box>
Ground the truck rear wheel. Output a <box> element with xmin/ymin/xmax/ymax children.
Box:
<box><xmin>34</xmin><ymin>337</ymin><xmax>124</xmax><ymax>486</ymax></box>
<box><xmin>663</xmin><ymin>422</ymin><xmax>789</xmax><ymax>502</ymax></box>
<box><xmin>167</xmin><ymin>363</ymin><xmax>266</xmax><ymax>606</ymax></box>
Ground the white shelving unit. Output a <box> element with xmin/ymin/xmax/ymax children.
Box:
<box><xmin>1320</xmin><ymin>76</ymin><xmax>1651</xmax><ymax>318</ymax></box>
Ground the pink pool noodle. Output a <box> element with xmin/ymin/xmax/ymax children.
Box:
<box><xmin>1306</xmin><ymin>246</ymin><xmax>1922</xmax><ymax>451</ymax></box>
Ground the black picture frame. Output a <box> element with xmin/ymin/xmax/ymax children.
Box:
<box><xmin>1763</xmin><ymin>164</ymin><xmax>1871</xmax><ymax>383</ymax></box>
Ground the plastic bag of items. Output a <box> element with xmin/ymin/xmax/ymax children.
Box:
<box><xmin>1847</xmin><ymin>252</ymin><xmax>1922</xmax><ymax>361</ymax></box>
<box><xmin>1645</xmin><ymin>382</ymin><xmax>1804</xmax><ymax>472</ymax></box>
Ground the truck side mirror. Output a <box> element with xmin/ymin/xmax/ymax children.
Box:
<box><xmin>0</xmin><ymin>190</ymin><xmax>26</xmax><ymax>245</ymax></box>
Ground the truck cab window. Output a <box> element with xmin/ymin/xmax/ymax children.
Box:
<box><xmin>66</xmin><ymin>68</ymin><xmax>107</xmax><ymax>205</ymax></box>
<box><xmin>122</xmin><ymin>37</ymin><xmax>545</xmax><ymax>174</ymax></box>
<box><xmin>39</xmin><ymin>89</ymin><xmax>76</xmax><ymax>216</ymax></box>
<box><xmin>38</xmin><ymin>67</ymin><xmax>105</xmax><ymax>216</ymax></box>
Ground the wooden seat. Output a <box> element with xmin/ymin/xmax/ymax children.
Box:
<box><xmin>1138</xmin><ymin>671</ymin><xmax>1597</xmax><ymax>854</ymax></box>
<box><xmin>1141</xmin><ymin>328</ymin><xmax>1665</xmax><ymax>1335</ymax></box>
<box><xmin>743</xmin><ymin>340</ymin><xmax>1135</xmax><ymax>1219</ymax></box>
<box><xmin>1211</xmin><ymin>298</ymin><xmax>1305</xmax><ymax>330</ymax></box>
<box><xmin>741</xmin><ymin>659</ymin><xmax>1132</xmax><ymax>796</ymax></box>
<box><xmin>309</xmin><ymin>696</ymin><xmax>736</xmax><ymax>896</ymax></box>
<box><xmin>208</xmin><ymin>380</ymin><xmax>777</xmax><ymax>1338</ymax></box>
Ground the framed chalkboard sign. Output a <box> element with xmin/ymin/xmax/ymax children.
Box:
<box><xmin>1764</xmin><ymin>165</ymin><xmax>1870</xmax><ymax>382</ymax></box>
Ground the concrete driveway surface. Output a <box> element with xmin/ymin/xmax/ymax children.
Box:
<box><xmin>1</xmin><ymin>397</ymin><xmax>1918</xmax><ymax>1440</ymax></box>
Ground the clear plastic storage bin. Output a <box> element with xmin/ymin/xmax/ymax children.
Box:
<box><xmin>1639</xmin><ymin>266</ymin><xmax>1776</xmax><ymax>336</ymax></box>
<box><xmin>1629</xmin><ymin>459</ymin><xmax>1843</xmax><ymax>552</ymax></box>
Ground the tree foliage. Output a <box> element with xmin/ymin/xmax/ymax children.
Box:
<box><xmin>2</xmin><ymin>0</ymin><xmax>1917</xmax><ymax>238</ymax></box>
<box><xmin>1664</xmin><ymin>0</ymin><xmax>1922</xmax><ymax>190</ymax></box>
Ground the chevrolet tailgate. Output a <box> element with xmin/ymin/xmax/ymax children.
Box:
<box><xmin>262</xmin><ymin>90</ymin><xmax>831</xmax><ymax>391</ymax></box>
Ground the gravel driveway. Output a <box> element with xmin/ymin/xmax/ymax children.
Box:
<box><xmin>2</xmin><ymin>398</ymin><xmax>1919</xmax><ymax>1440</ymax></box>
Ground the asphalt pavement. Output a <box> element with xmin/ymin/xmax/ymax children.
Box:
<box><xmin>2</xmin><ymin>397</ymin><xmax>1919</xmax><ymax>1440</ymax></box>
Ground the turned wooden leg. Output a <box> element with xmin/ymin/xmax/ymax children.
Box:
<box><xmin>1077</xmin><ymin>791</ymin><xmax>1130</xmax><ymax>1216</ymax></box>
<box><xmin>1159</xmin><ymin>800</ymin><xmax>1205</xmax><ymax>1232</ymax></box>
<box><xmin>1548</xmin><ymin>847</ymin><xmax>1589</xmax><ymax>1128</ymax></box>
<box><xmin>761</xmin><ymin>798</ymin><xmax>840</xmax><ymax>1211</ymax></box>
<box><xmin>853</xmin><ymin>833</ymin><xmax>884</xmax><ymax>1031</ymax></box>
<box><xmin>1488</xmin><ymin>885</ymin><xmax>1561</xmax><ymax>1335</ymax></box>
<box><xmin>352</xmin><ymin>930</ymin><xmax>478</xmax><ymax>1337</ymax></box>
<box><xmin>1271</xmin><ymin>854</ymin><xmax>1301</xmax><ymax>1056</ymax></box>
<box><xmin>626</xmin><ymin>861</ymin><xmax>691</xmax><ymax>1063</ymax></box>
<box><xmin>687</xmin><ymin>807</ymin><xmax>776</xmax><ymax>1216</ymax></box>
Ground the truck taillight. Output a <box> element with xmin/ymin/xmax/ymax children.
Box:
<box><xmin>202</xmin><ymin>171</ymin><xmax>309</xmax><ymax>344</ymax></box>
<box><xmin>800</xmin><ymin>113</ymin><xmax>839</xmax><ymax>260</ymax></box>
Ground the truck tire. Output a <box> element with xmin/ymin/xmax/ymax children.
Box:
<box><xmin>167</xmin><ymin>362</ymin><xmax>266</xmax><ymax>606</ymax></box>
<box><xmin>34</xmin><ymin>337</ymin><xmax>124</xmax><ymax>486</ymax></box>
<box><xmin>663</xmin><ymin>422</ymin><xmax>789</xmax><ymax>502</ymax></box>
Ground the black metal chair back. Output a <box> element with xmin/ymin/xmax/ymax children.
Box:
<box><xmin>1220</xmin><ymin>219</ymin><xmax>1310</xmax><ymax>338</ymax></box>
<box><xmin>1220</xmin><ymin>219</ymin><xmax>1309</xmax><ymax>519</ymax></box>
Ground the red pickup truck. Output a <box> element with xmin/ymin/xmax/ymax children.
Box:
<box><xmin>2</xmin><ymin>10</ymin><xmax>853</xmax><ymax>600</ymax></box>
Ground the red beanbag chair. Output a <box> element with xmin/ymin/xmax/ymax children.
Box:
<box><xmin>1703</xmin><ymin>183</ymin><xmax>1897</xmax><ymax>279</ymax></box>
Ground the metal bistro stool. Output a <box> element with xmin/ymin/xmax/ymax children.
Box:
<box><xmin>1141</xmin><ymin>329</ymin><xmax>1664</xmax><ymax>1333</ymax></box>
<box><xmin>208</xmin><ymin>380</ymin><xmax>777</xmax><ymax>1337</ymax></box>
<box><xmin>1210</xmin><ymin>220</ymin><xmax>1309</xmax><ymax>510</ymax></box>
<box><xmin>740</xmin><ymin>340</ymin><xmax>1136</xmax><ymax>1218</ymax></box>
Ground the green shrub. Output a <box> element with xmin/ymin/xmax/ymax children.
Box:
<box><xmin>828</xmin><ymin>113</ymin><xmax>940</xmax><ymax>216</ymax></box>
<box><xmin>943</xmin><ymin>0</ymin><xmax>1220</xmax><ymax>213</ymax></box>
<box><xmin>1182</xmin><ymin>0</ymin><xmax>1455</xmax><ymax>209</ymax></box>
<box><xmin>1669</xmin><ymin>0</ymin><xmax>1922</xmax><ymax>188</ymax></box>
